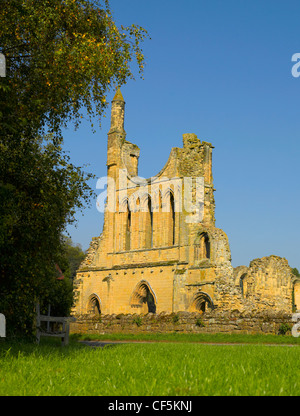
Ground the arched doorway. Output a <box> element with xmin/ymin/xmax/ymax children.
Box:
<box><xmin>190</xmin><ymin>292</ymin><xmax>214</xmax><ymax>313</ymax></box>
<box><xmin>87</xmin><ymin>294</ymin><xmax>101</xmax><ymax>316</ymax></box>
<box><xmin>130</xmin><ymin>281</ymin><xmax>157</xmax><ymax>313</ymax></box>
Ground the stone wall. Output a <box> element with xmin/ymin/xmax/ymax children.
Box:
<box><xmin>230</xmin><ymin>256</ymin><xmax>295</xmax><ymax>313</ymax></box>
<box><xmin>70</xmin><ymin>310</ymin><xmax>293</xmax><ymax>336</ymax></box>
<box><xmin>245</xmin><ymin>256</ymin><xmax>293</xmax><ymax>311</ymax></box>
<box><xmin>72</xmin><ymin>89</ymin><xmax>296</xmax><ymax>319</ymax></box>
<box><xmin>72</xmin><ymin>88</ymin><xmax>227</xmax><ymax>317</ymax></box>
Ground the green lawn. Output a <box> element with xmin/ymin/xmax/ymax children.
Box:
<box><xmin>0</xmin><ymin>334</ymin><xmax>299</xmax><ymax>396</ymax></box>
<box><xmin>73</xmin><ymin>331</ymin><xmax>300</xmax><ymax>345</ymax></box>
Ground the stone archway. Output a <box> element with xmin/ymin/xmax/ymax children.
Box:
<box><xmin>190</xmin><ymin>292</ymin><xmax>214</xmax><ymax>313</ymax></box>
<box><xmin>87</xmin><ymin>294</ymin><xmax>101</xmax><ymax>316</ymax></box>
<box><xmin>130</xmin><ymin>281</ymin><xmax>157</xmax><ymax>314</ymax></box>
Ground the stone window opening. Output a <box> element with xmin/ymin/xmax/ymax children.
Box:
<box><xmin>164</xmin><ymin>190</ymin><xmax>175</xmax><ymax>246</ymax></box>
<box><xmin>125</xmin><ymin>201</ymin><xmax>131</xmax><ymax>251</ymax></box>
<box><xmin>170</xmin><ymin>192</ymin><xmax>175</xmax><ymax>246</ymax></box>
<box><xmin>129</xmin><ymin>153</ymin><xmax>138</xmax><ymax>175</ymax></box>
<box><xmin>145</xmin><ymin>196</ymin><xmax>153</xmax><ymax>249</ymax></box>
<box><xmin>87</xmin><ymin>295</ymin><xmax>101</xmax><ymax>316</ymax></box>
<box><xmin>195</xmin><ymin>232</ymin><xmax>211</xmax><ymax>261</ymax></box>
<box><xmin>239</xmin><ymin>273</ymin><xmax>248</xmax><ymax>298</ymax></box>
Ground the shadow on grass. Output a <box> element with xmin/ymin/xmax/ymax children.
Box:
<box><xmin>70</xmin><ymin>331</ymin><xmax>300</xmax><ymax>345</ymax></box>
<box><xmin>1</xmin><ymin>330</ymin><xmax>299</xmax><ymax>359</ymax></box>
<box><xmin>0</xmin><ymin>336</ymin><xmax>88</xmax><ymax>359</ymax></box>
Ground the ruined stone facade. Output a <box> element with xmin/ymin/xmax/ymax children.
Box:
<box><xmin>72</xmin><ymin>89</ymin><xmax>299</xmax><ymax>319</ymax></box>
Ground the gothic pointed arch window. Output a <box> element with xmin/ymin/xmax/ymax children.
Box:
<box><xmin>203</xmin><ymin>233</ymin><xmax>210</xmax><ymax>259</ymax></box>
<box><xmin>170</xmin><ymin>192</ymin><xmax>175</xmax><ymax>245</ymax></box>
<box><xmin>145</xmin><ymin>195</ymin><xmax>153</xmax><ymax>249</ymax></box>
<box><xmin>195</xmin><ymin>232</ymin><xmax>210</xmax><ymax>261</ymax></box>
<box><xmin>125</xmin><ymin>201</ymin><xmax>131</xmax><ymax>251</ymax></box>
<box><xmin>163</xmin><ymin>190</ymin><xmax>175</xmax><ymax>246</ymax></box>
<box><xmin>130</xmin><ymin>281</ymin><xmax>157</xmax><ymax>314</ymax></box>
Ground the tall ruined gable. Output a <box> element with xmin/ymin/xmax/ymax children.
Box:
<box><xmin>73</xmin><ymin>90</ymin><xmax>296</xmax><ymax>319</ymax></box>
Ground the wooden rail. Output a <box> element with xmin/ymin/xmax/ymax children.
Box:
<box><xmin>0</xmin><ymin>313</ymin><xmax>5</xmax><ymax>338</ymax></box>
<box><xmin>36</xmin><ymin>303</ymin><xmax>75</xmax><ymax>346</ymax></box>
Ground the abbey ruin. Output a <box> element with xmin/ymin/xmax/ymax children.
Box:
<box><xmin>72</xmin><ymin>89</ymin><xmax>300</xmax><ymax>324</ymax></box>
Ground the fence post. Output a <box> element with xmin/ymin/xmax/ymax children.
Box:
<box><xmin>36</xmin><ymin>302</ymin><xmax>41</xmax><ymax>344</ymax></box>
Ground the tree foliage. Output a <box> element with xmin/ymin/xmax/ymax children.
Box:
<box><xmin>39</xmin><ymin>236</ymin><xmax>85</xmax><ymax>317</ymax></box>
<box><xmin>0</xmin><ymin>0</ymin><xmax>148</xmax><ymax>139</ymax></box>
<box><xmin>0</xmin><ymin>0</ymin><xmax>148</xmax><ymax>337</ymax></box>
<box><xmin>0</xmin><ymin>135</ymin><xmax>93</xmax><ymax>336</ymax></box>
<box><xmin>61</xmin><ymin>235</ymin><xmax>86</xmax><ymax>280</ymax></box>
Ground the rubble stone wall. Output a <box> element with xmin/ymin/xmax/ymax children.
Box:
<box><xmin>70</xmin><ymin>310</ymin><xmax>293</xmax><ymax>336</ymax></box>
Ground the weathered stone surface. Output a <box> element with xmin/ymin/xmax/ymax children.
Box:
<box><xmin>72</xmin><ymin>90</ymin><xmax>298</xmax><ymax>334</ymax></box>
<box><xmin>70</xmin><ymin>310</ymin><xmax>293</xmax><ymax>336</ymax></box>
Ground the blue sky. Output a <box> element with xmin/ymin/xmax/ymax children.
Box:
<box><xmin>63</xmin><ymin>0</ymin><xmax>300</xmax><ymax>269</ymax></box>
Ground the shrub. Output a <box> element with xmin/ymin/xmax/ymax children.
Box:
<box><xmin>196</xmin><ymin>318</ymin><xmax>205</xmax><ymax>328</ymax></box>
<box><xmin>133</xmin><ymin>316</ymin><xmax>142</xmax><ymax>327</ymax></box>
<box><xmin>278</xmin><ymin>323</ymin><xmax>291</xmax><ymax>335</ymax></box>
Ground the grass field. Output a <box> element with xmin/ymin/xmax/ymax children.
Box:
<box><xmin>73</xmin><ymin>331</ymin><xmax>300</xmax><ymax>345</ymax></box>
<box><xmin>0</xmin><ymin>333</ymin><xmax>300</xmax><ymax>396</ymax></box>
